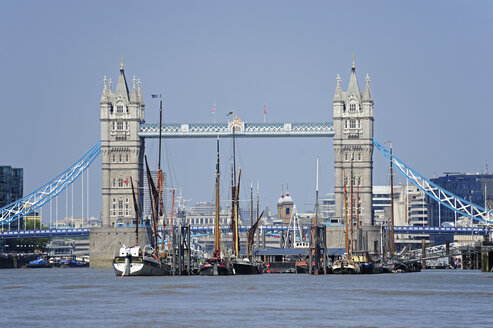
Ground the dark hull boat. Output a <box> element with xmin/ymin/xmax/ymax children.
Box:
<box><xmin>295</xmin><ymin>260</ymin><xmax>309</xmax><ymax>274</ymax></box>
<box><xmin>233</xmin><ymin>260</ymin><xmax>264</xmax><ymax>275</ymax></box>
<box><xmin>113</xmin><ymin>245</ymin><xmax>170</xmax><ymax>276</ymax></box>
<box><xmin>199</xmin><ymin>259</ymin><xmax>233</xmax><ymax>276</ymax></box>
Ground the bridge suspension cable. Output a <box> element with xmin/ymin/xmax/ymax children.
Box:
<box><xmin>373</xmin><ymin>139</ymin><xmax>493</xmax><ymax>226</ymax></box>
<box><xmin>0</xmin><ymin>141</ymin><xmax>101</xmax><ymax>225</ymax></box>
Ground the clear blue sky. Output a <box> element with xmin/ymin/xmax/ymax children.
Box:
<box><xmin>1</xmin><ymin>1</ymin><xmax>492</xmax><ymax>219</ymax></box>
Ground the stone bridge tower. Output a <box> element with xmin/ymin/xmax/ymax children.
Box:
<box><xmin>333</xmin><ymin>61</ymin><xmax>374</xmax><ymax>228</ymax></box>
<box><xmin>100</xmin><ymin>62</ymin><xmax>145</xmax><ymax>227</ymax></box>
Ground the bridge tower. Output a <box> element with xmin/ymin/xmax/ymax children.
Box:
<box><xmin>333</xmin><ymin>60</ymin><xmax>374</xmax><ymax>227</ymax></box>
<box><xmin>100</xmin><ymin>61</ymin><xmax>145</xmax><ymax>227</ymax></box>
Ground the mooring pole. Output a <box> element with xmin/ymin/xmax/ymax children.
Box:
<box><xmin>421</xmin><ymin>239</ymin><xmax>426</xmax><ymax>269</ymax></box>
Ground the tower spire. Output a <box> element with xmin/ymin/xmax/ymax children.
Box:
<box><xmin>121</xmin><ymin>56</ymin><xmax>124</xmax><ymax>71</ymax></box>
<box><xmin>352</xmin><ymin>53</ymin><xmax>355</xmax><ymax>71</ymax></box>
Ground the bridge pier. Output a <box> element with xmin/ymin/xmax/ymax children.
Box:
<box><xmin>89</xmin><ymin>227</ymin><xmax>153</xmax><ymax>268</ymax></box>
<box><xmin>325</xmin><ymin>225</ymin><xmax>382</xmax><ymax>255</ymax></box>
<box><xmin>481</xmin><ymin>250</ymin><xmax>493</xmax><ymax>272</ymax></box>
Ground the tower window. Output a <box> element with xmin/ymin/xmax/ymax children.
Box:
<box><xmin>126</xmin><ymin>154</ymin><xmax>129</xmax><ymax>162</ymax></box>
<box><xmin>286</xmin><ymin>208</ymin><xmax>290</xmax><ymax>215</ymax></box>
<box><xmin>117</xmin><ymin>121</ymin><xmax>123</xmax><ymax>130</ymax></box>
<box><xmin>350</xmin><ymin>120</ymin><xmax>356</xmax><ymax>129</ymax></box>
<box><xmin>344</xmin><ymin>120</ymin><xmax>348</xmax><ymax>129</ymax></box>
<box><xmin>117</xmin><ymin>105</ymin><xmax>124</xmax><ymax>113</ymax></box>
<box><xmin>350</xmin><ymin>103</ymin><xmax>357</xmax><ymax>112</ymax></box>
<box><xmin>119</xmin><ymin>155</ymin><xmax>122</xmax><ymax>163</ymax></box>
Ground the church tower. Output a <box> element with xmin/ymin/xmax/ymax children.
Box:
<box><xmin>100</xmin><ymin>60</ymin><xmax>145</xmax><ymax>227</ymax></box>
<box><xmin>333</xmin><ymin>59</ymin><xmax>374</xmax><ymax>227</ymax></box>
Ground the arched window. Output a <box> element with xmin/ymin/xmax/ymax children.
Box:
<box><xmin>117</xmin><ymin>121</ymin><xmax>123</xmax><ymax>130</ymax></box>
<box><xmin>350</xmin><ymin>120</ymin><xmax>356</xmax><ymax>129</ymax></box>
<box><xmin>349</xmin><ymin>103</ymin><xmax>357</xmax><ymax>112</ymax></box>
<box><xmin>117</xmin><ymin>105</ymin><xmax>124</xmax><ymax>113</ymax></box>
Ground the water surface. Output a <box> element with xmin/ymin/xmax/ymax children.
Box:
<box><xmin>1</xmin><ymin>269</ymin><xmax>492</xmax><ymax>327</ymax></box>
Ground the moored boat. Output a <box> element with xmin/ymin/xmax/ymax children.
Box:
<box><xmin>113</xmin><ymin>244</ymin><xmax>170</xmax><ymax>276</ymax></box>
<box><xmin>233</xmin><ymin>258</ymin><xmax>264</xmax><ymax>275</ymax></box>
<box><xmin>198</xmin><ymin>138</ymin><xmax>233</xmax><ymax>276</ymax></box>
<box><xmin>26</xmin><ymin>257</ymin><xmax>51</xmax><ymax>268</ymax></box>
<box><xmin>332</xmin><ymin>255</ymin><xmax>359</xmax><ymax>274</ymax></box>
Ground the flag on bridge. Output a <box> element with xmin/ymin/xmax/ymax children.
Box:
<box><xmin>212</xmin><ymin>104</ymin><xmax>216</xmax><ymax>114</ymax></box>
<box><xmin>151</xmin><ymin>94</ymin><xmax>159</xmax><ymax>98</ymax></box>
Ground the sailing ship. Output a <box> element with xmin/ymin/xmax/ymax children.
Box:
<box><xmin>199</xmin><ymin>138</ymin><xmax>233</xmax><ymax>276</ymax></box>
<box><xmin>332</xmin><ymin>163</ymin><xmax>359</xmax><ymax>274</ymax></box>
<box><xmin>113</xmin><ymin>174</ymin><xmax>171</xmax><ymax>276</ymax></box>
<box><xmin>229</xmin><ymin>117</ymin><xmax>264</xmax><ymax>275</ymax></box>
<box><xmin>113</xmin><ymin>95</ymin><xmax>170</xmax><ymax>276</ymax></box>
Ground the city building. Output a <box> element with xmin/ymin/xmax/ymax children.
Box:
<box><xmin>277</xmin><ymin>191</ymin><xmax>294</xmax><ymax>224</ymax></box>
<box><xmin>372</xmin><ymin>185</ymin><xmax>428</xmax><ymax>227</ymax></box>
<box><xmin>320</xmin><ymin>193</ymin><xmax>336</xmax><ymax>224</ymax></box>
<box><xmin>427</xmin><ymin>172</ymin><xmax>493</xmax><ymax>227</ymax></box>
<box><xmin>0</xmin><ymin>165</ymin><xmax>23</xmax><ymax>208</ymax></box>
<box><xmin>0</xmin><ymin>166</ymin><xmax>23</xmax><ymax>230</ymax></box>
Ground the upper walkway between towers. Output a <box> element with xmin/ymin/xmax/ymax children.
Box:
<box><xmin>138</xmin><ymin>121</ymin><xmax>335</xmax><ymax>138</ymax></box>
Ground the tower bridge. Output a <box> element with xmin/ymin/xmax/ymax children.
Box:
<box><xmin>100</xmin><ymin>60</ymin><xmax>375</xmax><ymax>234</ymax></box>
<box><xmin>2</xmin><ymin>60</ymin><xmax>493</xmax><ymax>267</ymax></box>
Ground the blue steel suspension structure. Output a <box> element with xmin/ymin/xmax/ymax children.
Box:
<box><xmin>373</xmin><ymin>139</ymin><xmax>493</xmax><ymax>226</ymax></box>
<box><xmin>0</xmin><ymin>141</ymin><xmax>101</xmax><ymax>226</ymax></box>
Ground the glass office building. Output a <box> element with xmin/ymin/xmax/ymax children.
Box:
<box><xmin>0</xmin><ymin>166</ymin><xmax>23</xmax><ymax>209</ymax></box>
<box><xmin>427</xmin><ymin>172</ymin><xmax>493</xmax><ymax>227</ymax></box>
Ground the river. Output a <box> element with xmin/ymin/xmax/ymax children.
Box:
<box><xmin>1</xmin><ymin>268</ymin><xmax>492</xmax><ymax>327</ymax></box>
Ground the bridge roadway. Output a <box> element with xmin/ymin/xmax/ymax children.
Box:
<box><xmin>1</xmin><ymin>225</ymin><xmax>490</xmax><ymax>239</ymax></box>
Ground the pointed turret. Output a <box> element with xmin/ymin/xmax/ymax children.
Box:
<box><xmin>130</xmin><ymin>75</ymin><xmax>138</xmax><ymax>103</ymax></box>
<box><xmin>347</xmin><ymin>57</ymin><xmax>360</xmax><ymax>97</ymax></box>
<box><xmin>362</xmin><ymin>73</ymin><xmax>373</xmax><ymax>102</ymax></box>
<box><xmin>137</xmin><ymin>78</ymin><xmax>144</xmax><ymax>105</ymax></box>
<box><xmin>333</xmin><ymin>74</ymin><xmax>343</xmax><ymax>102</ymax></box>
<box><xmin>100</xmin><ymin>75</ymin><xmax>110</xmax><ymax>104</ymax></box>
<box><xmin>115</xmin><ymin>58</ymin><xmax>130</xmax><ymax>102</ymax></box>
